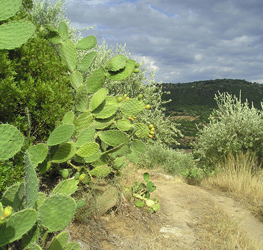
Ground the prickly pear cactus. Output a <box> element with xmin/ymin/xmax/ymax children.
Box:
<box><xmin>38</xmin><ymin>194</ymin><xmax>76</xmax><ymax>232</ymax></box>
<box><xmin>0</xmin><ymin>209</ymin><xmax>38</xmax><ymax>247</ymax></box>
<box><xmin>0</xmin><ymin>124</ymin><xmax>24</xmax><ymax>161</ymax></box>
<box><xmin>0</xmin><ymin>0</ymin><xmax>35</xmax><ymax>50</ymax></box>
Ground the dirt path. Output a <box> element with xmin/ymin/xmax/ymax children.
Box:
<box><xmin>68</xmin><ymin>173</ymin><xmax>263</xmax><ymax>250</ymax></box>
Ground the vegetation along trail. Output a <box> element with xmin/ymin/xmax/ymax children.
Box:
<box><xmin>68</xmin><ymin>170</ymin><xmax>263</xmax><ymax>250</ymax></box>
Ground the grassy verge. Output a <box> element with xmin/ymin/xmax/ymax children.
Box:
<box><xmin>201</xmin><ymin>152</ymin><xmax>263</xmax><ymax>222</ymax></box>
<box><xmin>197</xmin><ymin>203</ymin><xmax>258</xmax><ymax>250</ymax></box>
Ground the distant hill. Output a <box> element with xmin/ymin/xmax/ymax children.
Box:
<box><xmin>162</xmin><ymin>79</ymin><xmax>263</xmax><ymax>112</ymax></box>
<box><xmin>161</xmin><ymin>79</ymin><xmax>263</xmax><ymax>148</ymax></box>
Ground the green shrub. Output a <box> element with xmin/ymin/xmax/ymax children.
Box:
<box><xmin>194</xmin><ymin>92</ymin><xmax>263</xmax><ymax>166</ymax></box>
<box><xmin>138</xmin><ymin>144</ymin><xmax>196</xmax><ymax>175</ymax></box>
<box><xmin>0</xmin><ymin>34</ymin><xmax>73</xmax><ymax>141</ymax></box>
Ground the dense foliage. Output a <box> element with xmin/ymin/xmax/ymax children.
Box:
<box><xmin>0</xmin><ymin>34</ymin><xmax>73</xmax><ymax>141</ymax></box>
<box><xmin>162</xmin><ymin>79</ymin><xmax>263</xmax><ymax>112</ymax></box>
<box><xmin>194</xmin><ymin>92</ymin><xmax>263</xmax><ymax>166</ymax></box>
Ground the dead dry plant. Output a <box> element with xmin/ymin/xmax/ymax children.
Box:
<box><xmin>196</xmin><ymin>203</ymin><xmax>259</xmax><ymax>250</ymax></box>
<box><xmin>202</xmin><ymin>152</ymin><xmax>263</xmax><ymax>221</ymax></box>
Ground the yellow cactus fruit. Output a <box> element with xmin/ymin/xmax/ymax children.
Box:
<box><xmin>150</xmin><ymin>131</ymin><xmax>155</xmax><ymax>135</ymax></box>
<box><xmin>149</xmin><ymin>124</ymin><xmax>154</xmax><ymax>129</ymax></box>
<box><xmin>148</xmin><ymin>134</ymin><xmax>153</xmax><ymax>138</ymax></box>
<box><xmin>3</xmin><ymin>206</ymin><xmax>13</xmax><ymax>218</ymax></box>
<box><xmin>125</xmin><ymin>97</ymin><xmax>130</xmax><ymax>100</ymax></box>
<box><xmin>79</xmin><ymin>173</ymin><xmax>86</xmax><ymax>181</ymax></box>
<box><xmin>150</xmin><ymin>127</ymin><xmax>155</xmax><ymax>131</ymax></box>
<box><xmin>145</xmin><ymin>104</ymin><xmax>150</xmax><ymax>109</ymax></box>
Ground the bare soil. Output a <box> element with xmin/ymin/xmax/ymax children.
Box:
<box><xmin>68</xmin><ymin>169</ymin><xmax>263</xmax><ymax>250</ymax></box>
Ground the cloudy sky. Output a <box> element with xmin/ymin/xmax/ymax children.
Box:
<box><xmin>64</xmin><ymin>0</ymin><xmax>263</xmax><ymax>83</ymax></box>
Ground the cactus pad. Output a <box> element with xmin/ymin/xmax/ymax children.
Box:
<box><xmin>89</xmin><ymin>87</ymin><xmax>108</xmax><ymax>112</ymax></box>
<box><xmin>58</xmin><ymin>21</ymin><xmax>68</xmax><ymax>40</ymax></box>
<box><xmin>84</xmin><ymin>150</ymin><xmax>102</xmax><ymax>163</ymax></box>
<box><xmin>36</xmin><ymin>192</ymin><xmax>46</xmax><ymax>210</ymax></box>
<box><xmin>90</xmin><ymin>165</ymin><xmax>112</xmax><ymax>178</ymax></box>
<box><xmin>132</xmin><ymin>123</ymin><xmax>149</xmax><ymax>138</ymax></box>
<box><xmin>38</xmin><ymin>195</ymin><xmax>76</xmax><ymax>232</ymax></box>
<box><xmin>105</xmin><ymin>55</ymin><xmax>127</xmax><ymax>72</ymax></box>
<box><xmin>113</xmin><ymin>156</ymin><xmax>127</xmax><ymax>170</ymax></box>
<box><xmin>116</xmin><ymin>119</ymin><xmax>132</xmax><ymax>131</ymax></box>
<box><xmin>65</xmin><ymin>242</ymin><xmax>82</xmax><ymax>250</ymax></box>
<box><xmin>99</xmin><ymin>130</ymin><xmax>129</xmax><ymax>147</ymax></box>
<box><xmin>127</xmin><ymin>149</ymin><xmax>139</xmax><ymax>163</ymax></box>
<box><xmin>51</xmin><ymin>179</ymin><xmax>79</xmax><ymax>196</ymax></box>
<box><xmin>47</xmin><ymin>124</ymin><xmax>74</xmax><ymax>146</ymax></box>
<box><xmin>48</xmin><ymin>35</ymin><xmax>63</xmax><ymax>45</ymax></box>
<box><xmin>76</xmin><ymin>35</ymin><xmax>97</xmax><ymax>50</ymax></box>
<box><xmin>52</xmin><ymin>142</ymin><xmax>76</xmax><ymax>163</ymax></box>
<box><xmin>93</xmin><ymin>96</ymin><xmax>118</xmax><ymax>119</ymax></box>
<box><xmin>48</xmin><ymin>230</ymin><xmax>69</xmax><ymax>250</ymax></box>
<box><xmin>105</xmin><ymin>59</ymin><xmax>136</xmax><ymax>81</ymax></box>
<box><xmin>93</xmin><ymin>116</ymin><xmax>115</xmax><ymax>130</ymax></box>
<box><xmin>75</xmin><ymin>84</ymin><xmax>89</xmax><ymax>112</ymax></box>
<box><xmin>77</xmin><ymin>51</ymin><xmax>97</xmax><ymax>72</ymax></box>
<box><xmin>86</xmin><ymin>66</ymin><xmax>106</xmax><ymax>94</ymax></box>
<box><xmin>69</xmin><ymin>70</ymin><xmax>83</xmax><ymax>90</ymax></box>
<box><xmin>0</xmin><ymin>20</ymin><xmax>35</xmax><ymax>50</ymax></box>
<box><xmin>0</xmin><ymin>209</ymin><xmax>37</xmax><ymax>247</ymax></box>
<box><xmin>60</xmin><ymin>40</ymin><xmax>77</xmax><ymax>72</ymax></box>
<box><xmin>62</xmin><ymin>111</ymin><xmax>75</xmax><ymax>124</ymax></box>
<box><xmin>76</xmin><ymin>142</ymin><xmax>100</xmax><ymax>158</ymax></box>
<box><xmin>0</xmin><ymin>124</ymin><xmax>24</xmax><ymax>161</ymax></box>
<box><xmin>76</xmin><ymin>126</ymin><xmax>96</xmax><ymax>147</ymax></box>
<box><xmin>0</xmin><ymin>183</ymin><xmax>24</xmax><ymax>211</ymax></box>
<box><xmin>27</xmin><ymin>143</ymin><xmax>48</xmax><ymax>168</ymax></box>
<box><xmin>0</xmin><ymin>0</ymin><xmax>22</xmax><ymax>21</ymax></box>
<box><xmin>120</xmin><ymin>99</ymin><xmax>145</xmax><ymax>117</ymax></box>
<box><xmin>74</xmin><ymin>112</ymin><xmax>94</xmax><ymax>134</ymax></box>
<box><xmin>24</xmin><ymin>152</ymin><xmax>38</xmax><ymax>208</ymax></box>
<box><xmin>130</xmin><ymin>139</ymin><xmax>146</xmax><ymax>154</ymax></box>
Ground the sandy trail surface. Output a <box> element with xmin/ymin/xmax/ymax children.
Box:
<box><xmin>68</xmin><ymin>173</ymin><xmax>263</xmax><ymax>250</ymax></box>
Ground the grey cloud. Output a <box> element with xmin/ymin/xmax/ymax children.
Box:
<box><xmin>64</xmin><ymin>0</ymin><xmax>263</xmax><ymax>83</ymax></box>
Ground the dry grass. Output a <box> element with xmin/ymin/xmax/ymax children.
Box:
<box><xmin>201</xmin><ymin>152</ymin><xmax>263</xmax><ymax>221</ymax></box>
<box><xmin>197</xmin><ymin>203</ymin><xmax>258</xmax><ymax>250</ymax></box>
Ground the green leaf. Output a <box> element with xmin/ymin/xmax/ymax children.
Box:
<box><xmin>105</xmin><ymin>55</ymin><xmax>127</xmax><ymax>72</ymax></box>
<box><xmin>76</xmin><ymin>35</ymin><xmax>97</xmax><ymax>50</ymax></box>
<box><xmin>143</xmin><ymin>172</ymin><xmax>150</xmax><ymax>183</ymax></box>
<box><xmin>0</xmin><ymin>0</ymin><xmax>22</xmax><ymax>21</ymax></box>
<box><xmin>58</xmin><ymin>21</ymin><xmax>68</xmax><ymax>40</ymax></box>
<box><xmin>134</xmin><ymin>199</ymin><xmax>144</xmax><ymax>208</ymax></box>
<box><xmin>93</xmin><ymin>96</ymin><xmax>118</xmax><ymax>119</ymax></box>
<box><xmin>89</xmin><ymin>87</ymin><xmax>108</xmax><ymax>112</ymax></box>
<box><xmin>76</xmin><ymin>142</ymin><xmax>100</xmax><ymax>158</ymax></box>
<box><xmin>76</xmin><ymin>126</ymin><xmax>96</xmax><ymax>147</ymax></box>
<box><xmin>27</xmin><ymin>143</ymin><xmax>48</xmax><ymax>168</ymax></box>
<box><xmin>47</xmin><ymin>124</ymin><xmax>74</xmax><ymax>146</ymax></box>
<box><xmin>77</xmin><ymin>51</ymin><xmax>97</xmax><ymax>72</ymax></box>
<box><xmin>99</xmin><ymin>130</ymin><xmax>129</xmax><ymax>147</ymax></box>
<box><xmin>105</xmin><ymin>59</ymin><xmax>135</xmax><ymax>81</ymax></box>
<box><xmin>86</xmin><ymin>67</ymin><xmax>106</xmax><ymax>94</ymax></box>
<box><xmin>60</xmin><ymin>40</ymin><xmax>77</xmax><ymax>72</ymax></box>
<box><xmin>52</xmin><ymin>142</ymin><xmax>76</xmax><ymax>163</ymax></box>
<box><xmin>51</xmin><ymin>179</ymin><xmax>79</xmax><ymax>196</ymax></box>
<box><xmin>69</xmin><ymin>70</ymin><xmax>83</xmax><ymax>90</ymax></box>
